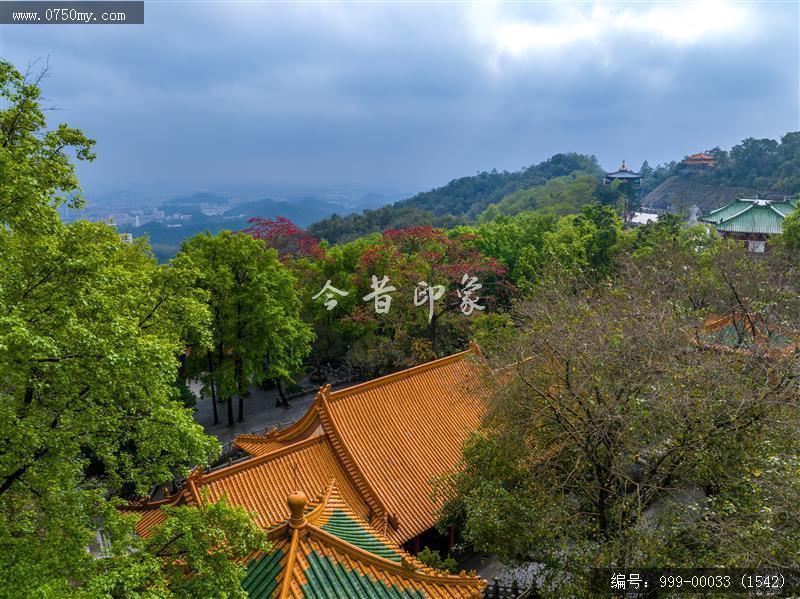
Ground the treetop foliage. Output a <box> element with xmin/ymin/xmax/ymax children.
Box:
<box><xmin>0</xmin><ymin>60</ymin><xmax>267</xmax><ymax>596</ymax></box>
<box><xmin>437</xmin><ymin>237</ymin><xmax>800</xmax><ymax>596</ymax></box>
<box><xmin>0</xmin><ymin>60</ymin><xmax>95</xmax><ymax>232</ymax></box>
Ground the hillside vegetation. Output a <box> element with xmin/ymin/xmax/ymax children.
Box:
<box><xmin>479</xmin><ymin>172</ymin><xmax>618</xmax><ymax>220</ymax></box>
<box><xmin>310</xmin><ymin>132</ymin><xmax>800</xmax><ymax>245</ymax></box>
<box><xmin>309</xmin><ymin>153</ymin><xmax>604</xmax><ymax>243</ymax></box>
<box><xmin>640</xmin><ymin>132</ymin><xmax>800</xmax><ymax>194</ymax></box>
<box><xmin>641</xmin><ymin>177</ymin><xmax>770</xmax><ymax>214</ymax></box>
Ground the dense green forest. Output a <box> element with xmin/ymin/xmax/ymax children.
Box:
<box><xmin>309</xmin><ymin>152</ymin><xmax>604</xmax><ymax>243</ymax></box>
<box><xmin>641</xmin><ymin>132</ymin><xmax>800</xmax><ymax>193</ymax></box>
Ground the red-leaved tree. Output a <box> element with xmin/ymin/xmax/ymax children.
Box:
<box><xmin>355</xmin><ymin>226</ymin><xmax>512</xmax><ymax>352</ymax></box>
<box><xmin>242</xmin><ymin>216</ymin><xmax>323</xmax><ymax>261</ymax></box>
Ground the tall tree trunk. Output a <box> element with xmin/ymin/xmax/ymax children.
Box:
<box><xmin>428</xmin><ymin>313</ymin><xmax>439</xmax><ymax>353</ymax></box>
<box><xmin>207</xmin><ymin>352</ymin><xmax>219</xmax><ymax>425</ymax></box>
<box><xmin>235</xmin><ymin>300</ymin><xmax>245</xmax><ymax>422</ymax></box>
<box><xmin>226</xmin><ymin>395</ymin><xmax>234</xmax><ymax>427</ymax></box>
<box><xmin>236</xmin><ymin>356</ymin><xmax>245</xmax><ymax>422</ymax></box>
<box><xmin>276</xmin><ymin>378</ymin><xmax>289</xmax><ymax>408</ymax></box>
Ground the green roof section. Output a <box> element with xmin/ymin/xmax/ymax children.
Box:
<box><xmin>700</xmin><ymin>198</ymin><xmax>799</xmax><ymax>235</ymax></box>
<box><xmin>243</xmin><ymin>548</ymin><xmax>285</xmax><ymax>598</ymax></box>
<box><xmin>301</xmin><ymin>552</ymin><xmax>426</xmax><ymax>599</ymax></box>
<box><xmin>700</xmin><ymin>323</ymin><xmax>794</xmax><ymax>350</ymax></box>
<box><xmin>320</xmin><ymin>509</ymin><xmax>403</xmax><ymax>563</ymax></box>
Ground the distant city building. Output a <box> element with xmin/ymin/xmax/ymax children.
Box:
<box><xmin>681</xmin><ymin>152</ymin><xmax>715</xmax><ymax>170</ymax></box>
<box><xmin>699</xmin><ymin>197</ymin><xmax>798</xmax><ymax>253</ymax></box>
<box><xmin>200</xmin><ymin>203</ymin><xmax>229</xmax><ymax>216</ymax></box>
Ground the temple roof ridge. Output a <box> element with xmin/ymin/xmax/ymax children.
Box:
<box><xmin>327</xmin><ymin>347</ymin><xmax>475</xmax><ymax>402</ymax></box>
<box><xmin>254</xmin><ymin>489</ymin><xmax>485</xmax><ymax>598</ymax></box>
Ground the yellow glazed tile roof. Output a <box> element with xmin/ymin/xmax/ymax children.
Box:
<box><xmin>200</xmin><ymin>435</ymin><xmax>371</xmax><ymax>528</ymax></box>
<box><xmin>324</xmin><ymin>351</ymin><xmax>485</xmax><ymax>540</ymax></box>
<box><xmin>231</xmin><ymin>347</ymin><xmax>486</xmax><ymax>541</ymax></box>
<box><xmin>126</xmin><ymin>347</ymin><xmax>488</xmax><ymax>593</ymax></box>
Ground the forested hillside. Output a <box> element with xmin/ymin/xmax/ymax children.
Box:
<box><xmin>310</xmin><ymin>133</ymin><xmax>800</xmax><ymax>245</ymax></box>
<box><xmin>641</xmin><ymin>177</ymin><xmax>768</xmax><ymax>213</ymax></box>
<box><xmin>309</xmin><ymin>153</ymin><xmax>603</xmax><ymax>243</ymax></box>
<box><xmin>479</xmin><ymin>172</ymin><xmax>620</xmax><ymax>220</ymax></box>
<box><xmin>640</xmin><ymin>132</ymin><xmax>800</xmax><ymax>194</ymax></box>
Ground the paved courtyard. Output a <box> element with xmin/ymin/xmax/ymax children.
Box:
<box><xmin>191</xmin><ymin>379</ymin><xmax>353</xmax><ymax>449</ymax></box>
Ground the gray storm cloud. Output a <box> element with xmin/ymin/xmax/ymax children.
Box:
<box><xmin>1</xmin><ymin>1</ymin><xmax>797</xmax><ymax>194</ymax></box>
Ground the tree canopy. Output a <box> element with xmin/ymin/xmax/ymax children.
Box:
<box><xmin>176</xmin><ymin>230</ymin><xmax>314</xmax><ymax>424</ymax></box>
<box><xmin>0</xmin><ymin>59</ymin><xmax>267</xmax><ymax>597</ymax></box>
<box><xmin>309</xmin><ymin>153</ymin><xmax>603</xmax><ymax>244</ymax></box>
<box><xmin>438</xmin><ymin>237</ymin><xmax>800</xmax><ymax>596</ymax></box>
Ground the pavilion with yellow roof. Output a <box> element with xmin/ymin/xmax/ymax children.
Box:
<box><xmin>124</xmin><ymin>347</ymin><xmax>488</xmax><ymax>597</ymax></box>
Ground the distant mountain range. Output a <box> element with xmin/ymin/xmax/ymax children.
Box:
<box><xmin>116</xmin><ymin>131</ymin><xmax>800</xmax><ymax>259</ymax></box>
<box><xmin>122</xmin><ymin>190</ymin><xmax>407</xmax><ymax>261</ymax></box>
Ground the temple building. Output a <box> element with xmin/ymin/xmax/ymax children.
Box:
<box><xmin>124</xmin><ymin>348</ymin><xmax>488</xmax><ymax>597</ymax></box>
<box><xmin>699</xmin><ymin>197</ymin><xmax>798</xmax><ymax>253</ymax></box>
<box><xmin>699</xmin><ymin>311</ymin><xmax>798</xmax><ymax>356</ymax></box>
<box><xmin>604</xmin><ymin>160</ymin><xmax>643</xmax><ymax>190</ymax></box>
<box><xmin>681</xmin><ymin>152</ymin><xmax>715</xmax><ymax>170</ymax></box>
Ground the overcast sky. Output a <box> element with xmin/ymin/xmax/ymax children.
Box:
<box><xmin>1</xmin><ymin>1</ymin><xmax>799</xmax><ymax>196</ymax></box>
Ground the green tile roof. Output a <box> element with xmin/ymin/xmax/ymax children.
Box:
<box><xmin>301</xmin><ymin>552</ymin><xmax>426</xmax><ymax>599</ymax></box>
<box><xmin>320</xmin><ymin>509</ymin><xmax>402</xmax><ymax>562</ymax></box>
<box><xmin>243</xmin><ymin>548</ymin><xmax>285</xmax><ymax>598</ymax></box>
<box><xmin>700</xmin><ymin>198</ymin><xmax>798</xmax><ymax>235</ymax></box>
<box><xmin>238</xmin><ymin>483</ymin><xmax>485</xmax><ymax>598</ymax></box>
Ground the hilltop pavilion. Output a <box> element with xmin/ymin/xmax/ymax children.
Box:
<box><xmin>681</xmin><ymin>152</ymin><xmax>715</xmax><ymax>170</ymax></box>
<box><xmin>604</xmin><ymin>160</ymin><xmax>643</xmax><ymax>190</ymax></box>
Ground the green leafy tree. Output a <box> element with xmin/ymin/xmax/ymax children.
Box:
<box><xmin>347</xmin><ymin>227</ymin><xmax>510</xmax><ymax>371</ymax></box>
<box><xmin>438</xmin><ymin>241</ymin><xmax>800</xmax><ymax>596</ymax></box>
<box><xmin>88</xmin><ymin>497</ymin><xmax>269</xmax><ymax>599</ymax></box>
<box><xmin>457</xmin><ymin>212</ymin><xmax>556</xmax><ymax>288</ymax></box>
<box><xmin>481</xmin><ymin>172</ymin><xmax>603</xmax><ymax>219</ymax></box>
<box><xmin>297</xmin><ymin>227</ymin><xmax>510</xmax><ymax>378</ymax></box>
<box><xmin>0</xmin><ymin>220</ymin><xmax>227</xmax><ymax>593</ymax></box>
<box><xmin>537</xmin><ymin>204</ymin><xmax>622</xmax><ymax>279</ymax></box>
<box><xmin>295</xmin><ymin>236</ymin><xmax>381</xmax><ymax>378</ymax></box>
<box><xmin>778</xmin><ymin>204</ymin><xmax>800</xmax><ymax>251</ymax></box>
<box><xmin>175</xmin><ymin>231</ymin><xmax>313</xmax><ymax>423</ymax></box>
<box><xmin>0</xmin><ymin>60</ymin><xmax>266</xmax><ymax>596</ymax></box>
<box><xmin>0</xmin><ymin>60</ymin><xmax>95</xmax><ymax>231</ymax></box>
<box><xmin>415</xmin><ymin>547</ymin><xmax>458</xmax><ymax>574</ymax></box>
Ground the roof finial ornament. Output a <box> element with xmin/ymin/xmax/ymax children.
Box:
<box><xmin>287</xmin><ymin>491</ymin><xmax>307</xmax><ymax>528</ymax></box>
<box><xmin>620</xmin><ymin>159</ymin><xmax>626</xmax><ymax>171</ymax></box>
